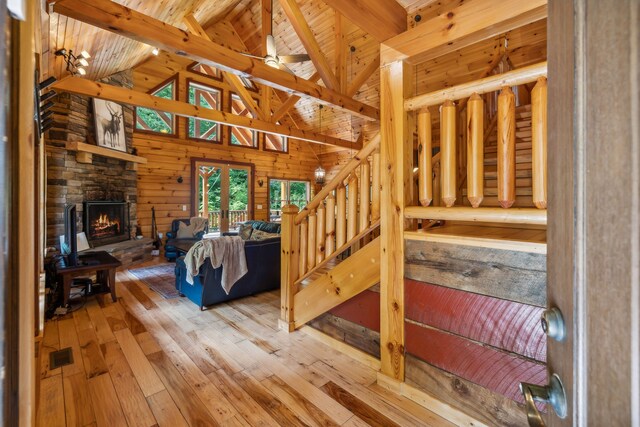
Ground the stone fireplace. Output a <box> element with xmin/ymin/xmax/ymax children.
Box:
<box><xmin>84</xmin><ymin>201</ymin><xmax>130</xmax><ymax>245</ymax></box>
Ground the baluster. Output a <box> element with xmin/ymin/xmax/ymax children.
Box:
<box><xmin>371</xmin><ymin>152</ymin><xmax>381</xmax><ymax>220</ymax></box>
<box><xmin>467</xmin><ymin>93</ymin><xmax>484</xmax><ymax>208</ymax></box>
<box><xmin>325</xmin><ymin>193</ymin><xmax>336</xmax><ymax>257</ymax></box>
<box><xmin>316</xmin><ymin>203</ymin><xmax>326</xmax><ymax>264</ymax></box>
<box><xmin>433</xmin><ymin>161</ymin><xmax>441</xmax><ymax>207</ymax></box>
<box><xmin>347</xmin><ymin>174</ymin><xmax>359</xmax><ymax>240</ymax></box>
<box><xmin>532</xmin><ymin>77</ymin><xmax>547</xmax><ymax>209</ymax></box>
<box><xmin>498</xmin><ymin>86</ymin><xmax>516</xmax><ymax>208</ymax></box>
<box><xmin>359</xmin><ymin>160</ymin><xmax>370</xmax><ymax>232</ymax></box>
<box><xmin>299</xmin><ymin>218</ymin><xmax>308</xmax><ymax>277</ymax></box>
<box><xmin>418</xmin><ymin>109</ymin><xmax>432</xmax><ymax>206</ymax></box>
<box><xmin>336</xmin><ymin>185</ymin><xmax>347</xmax><ymax>248</ymax></box>
<box><xmin>307</xmin><ymin>210</ymin><xmax>316</xmax><ymax>269</ymax></box>
<box><xmin>441</xmin><ymin>100</ymin><xmax>457</xmax><ymax>207</ymax></box>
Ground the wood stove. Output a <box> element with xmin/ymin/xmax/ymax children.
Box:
<box><xmin>83</xmin><ymin>201</ymin><xmax>130</xmax><ymax>246</ymax></box>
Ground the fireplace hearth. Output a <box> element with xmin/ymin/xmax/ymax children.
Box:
<box><xmin>84</xmin><ymin>201</ymin><xmax>130</xmax><ymax>245</ymax></box>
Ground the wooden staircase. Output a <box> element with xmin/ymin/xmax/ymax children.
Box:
<box><xmin>280</xmin><ymin>135</ymin><xmax>381</xmax><ymax>331</ymax></box>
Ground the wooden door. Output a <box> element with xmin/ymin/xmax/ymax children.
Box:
<box><xmin>192</xmin><ymin>160</ymin><xmax>253</xmax><ymax>233</ymax></box>
<box><xmin>546</xmin><ymin>0</ymin><xmax>639</xmax><ymax>425</ymax></box>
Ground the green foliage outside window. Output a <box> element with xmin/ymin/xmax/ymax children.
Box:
<box><xmin>136</xmin><ymin>82</ymin><xmax>175</xmax><ymax>133</ymax></box>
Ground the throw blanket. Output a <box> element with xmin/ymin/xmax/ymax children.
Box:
<box><xmin>190</xmin><ymin>216</ymin><xmax>208</xmax><ymax>235</ymax></box>
<box><xmin>184</xmin><ymin>236</ymin><xmax>248</xmax><ymax>294</ymax></box>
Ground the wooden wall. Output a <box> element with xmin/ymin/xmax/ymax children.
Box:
<box><xmin>132</xmin><ymin>48</ymin><xmax>320</xmax><ymax>237</ymax></box>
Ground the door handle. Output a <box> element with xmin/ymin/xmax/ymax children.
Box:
<box><xmin>520</xmin><ymin>373</ymin><xmax>567</xmax><ymax>426</ymax></box>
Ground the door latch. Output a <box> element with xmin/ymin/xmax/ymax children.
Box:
<box><xmin>520</xmin><ymin>374</ymin><xmax>568</xmax><ymax>427</ymax></box>
<box><xmin>541</xmin><ymin>307</ymin><xmax>566</xmax><ymax>342</ymax></box>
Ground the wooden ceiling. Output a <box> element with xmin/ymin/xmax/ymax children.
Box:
<box><xmin>43</xmin><ymin>0</ymin><xmax>547</xmax><ymax>150</ymax></box>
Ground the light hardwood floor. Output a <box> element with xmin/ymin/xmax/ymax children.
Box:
<box><xmin>36</xmin><ymin>260</ymin><xmax>452</xmax><ymax>427</ymax></box>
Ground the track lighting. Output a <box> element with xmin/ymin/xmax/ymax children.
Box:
<box><xmin>55</xmin><ymin>48</ymin><xmax>91</xmax><ymax>76</ymax></box>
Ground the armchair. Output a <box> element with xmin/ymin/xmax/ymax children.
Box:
<box><xmin>164</xmin><ymin>218</ymin><xmax>209</xmax><ymax>261</ymax></box>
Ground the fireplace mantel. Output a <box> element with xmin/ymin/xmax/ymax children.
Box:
<box><xmin>65</xmin><ymin>141</ymin><xmax>147</xmax><ymax>169</ymax></box>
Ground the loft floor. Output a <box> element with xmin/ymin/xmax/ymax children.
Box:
<box><xmin>37</xmin><ymin>260</ymin><xmax>451</xmax><ymax>427</ymax></box>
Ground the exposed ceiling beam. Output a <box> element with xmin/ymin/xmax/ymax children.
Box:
<box><xmin>322</xmin><ymin>0</ymin><xmax>407</xmax><ymax>43</ymax></box>
<box><xmin>50</xmin><ymin>0</ymin><xmax>379</xmax><ymax>121</ymax></box>
<box><xmin>52</xmin><ymin>77</ymin><xmax>362</xmax><ymax>150</ymax></box>
<box><xmin>277</xmin><ymin>0</ymin><xmax>340</xmax><ymax>91</ymax></box>
<box><xmin>381</xmin><ymin>0</ymin><xmax>547</xmax><ymax>64</ymax></box>
<box><xmin>183</xmin><ymin>14</ymin><xmax>266</xmax><ymax>121</ymax></box>
<box><xmin>334</xmin><ymin>12</ymin><xmax>347</xmax><ymax>93</ymax></box>
<box><xmin>272</xmin><ymin>71</ymin><xmax>321</xmax><ymax>122</ymax></box>
<box><xmin>346</xmin><ymin>56</ymin><xmax>380</xmax><ymax>97</ymax></box>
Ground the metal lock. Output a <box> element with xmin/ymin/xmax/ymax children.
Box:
<box><xmin>541</xmin><ymin>307</ymin><xmax>566</xmax><ymax>342</ymax></box>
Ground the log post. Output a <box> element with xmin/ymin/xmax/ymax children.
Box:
<box><xmin>497</xmin><ymin>86</ymin><xmax>516</xmax><ymax>208</ymax></box>
<box><xmin>347</xmin><ymin>174</ymin><xmax>359</xmax><ymax>240</ymax></box>
<box><xmin>325</xmin><ymin>193</ymin><xmax>336</xmax><ymax>257</ymax></box>
<box><xmin>307</xmin><ymin>210</ymin><xmax>317</xmax><ymax>270</ymax></box>
<box><xmin>279</xmin><ymin>204</ymin><xmax>299</xmax><ymax>332</ymax></box>
<box><xmin>531</xmin><ymin>77</ymin><xmax>547</xmax><ymax>209</ymax></box>
<box><xmin>298</xmin><ymin>218</ymin><xmax>308</xmax><ymax>277</ymax></box>
<box><xmin>418</xmin><ymin>109</ymin><xmax>433</xmax><ymax>206</ymax></box>
<box><xmin>371</xmin><ymin>152</ymin><xmax>381</xmax><ymax>220</ymax></box>
<box><xmin>467</xmin><ymin>93</ymin><xmax>484</xmax><ymax>208</ymax></box>
<box><xmin>380</xmin><ymin>59</ymin><xmax>413</xmax><ymax>382</ymax></box>
<box><xmin>336</xmin><ymin>185</ymin><xmax>347</xmax><ymax>248</ymax></box>
<box><xmin>359</xmin><ymin>160</ymin><xmax>371</xmax><ymax>232</ymax></box>
<box><xmin>316</xmin><ymin>202</ymin><xmax>326</xmax><ymax>264</ymax></box>
<box><xmin>441</xmin><ymin>100</ymin><xmax>457</xmax><ymax>207</ymax></box>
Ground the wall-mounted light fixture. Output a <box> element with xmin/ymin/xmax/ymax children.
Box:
<box><xmin>258</xmin><ymin>179</ymin><xmax>264</xmax><ymax>187</ymax></box>
<box><xmin>54</xmin><ymin>48</ymin><xmax>91</xmax><ymax>76</ymax></box>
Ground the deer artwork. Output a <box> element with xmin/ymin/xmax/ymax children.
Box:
<box><xmin>100</xmin><ymin>102</ymin><xmax>123</xmax><ymax>148</ymax></box>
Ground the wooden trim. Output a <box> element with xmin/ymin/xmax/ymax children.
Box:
<box><xmin>53</xmin><ymin>77</ymin><xmax>360</xmax><ymax>150</ymax></box>
<box><xmin>51</xmin><ymin>0</ymin><xmax>379</xmax><ymax>121</ymax></box>
<box><xmin>321</xmin><ymin>0</ymin><xmax>407</xmax><ymax>43</ymax></box>
<box><xmin>380</xmin><ymin>0</ymin><xmax>547</xmax><ymax>64</ymax></box>
<box><xmin>404</xmin><ymin>206</ymin><xmax>547</xmax><ymax>225</ymax></box>
<box><xmin>405</xmin><ymin>62</ymin><xmax>548</xmax><ymax>111</ymax></box>
<box><xmin>404</xmin><ymin>229</ymin><xmax>547</xmax><ymax>254</ymax></box>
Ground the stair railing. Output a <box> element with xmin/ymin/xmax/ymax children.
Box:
<box><xmin>406</xmin><ymin>61</ymin><xmax>548</xmax><ymax>225</ymax></box>
<box><xmin>280</xmin><ymin>134</ymin><xmax>381</xmax><ymax>331</ymax></box>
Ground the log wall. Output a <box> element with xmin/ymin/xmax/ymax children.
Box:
<box><xmin>132</xmin><ymin>53</ymin><xmax>320</xmax><ymax>237</ymax></box>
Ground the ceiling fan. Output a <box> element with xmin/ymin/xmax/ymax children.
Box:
<box><xmin>238</xmin><ymin>2</ymin><xmax>310</xmax><ymax>73</ymax></box>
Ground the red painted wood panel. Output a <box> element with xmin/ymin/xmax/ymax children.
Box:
<box><xmin>405</xmin><ymin>279</ymin><xmax>546</xmax><ymax>362</ymax></box>
<box><xmin>405</xmin><ymin>321</ymin><xmax>546</xmax><ymax>403</ymax></box>
<box><xmin>328</xmin><ymin>290</ymin><xmax>380</xmax><ymax>332</ymax></box>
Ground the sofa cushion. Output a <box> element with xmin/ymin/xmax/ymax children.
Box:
<box><xmin>176</xmin><ymin>221</ymin><xmax>195</xmax><ymax>238</ymax></box>
<box><xmin>238</xmin><ymin>223</ymin><xmax>253</xmax><ymax>240</ymax></box>
<box><xmin>249</xmin><ymin>220</ymin><xmax>281</xmax><ymax>234</ymax></box>
<box><xmin>248</xmin><ymin>229</ymin><xmax>280</xmax><ymax>241</ymax></box>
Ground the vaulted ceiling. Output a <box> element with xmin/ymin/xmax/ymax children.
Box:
<box><xmin>42</xmin><ymin>0</ymin><xmax>547</xmax><ymax>149</ymax></box>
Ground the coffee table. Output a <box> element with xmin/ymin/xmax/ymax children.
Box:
<box><xmin>56</xmin><ymin>251</ymin><xmax>121</xmax><ymax>306</ymax></box>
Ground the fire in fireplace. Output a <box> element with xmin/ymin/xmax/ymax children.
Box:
<box><xmin>84</xmin><ymin>201</ymin><xmax>130</xmax><ymax>245</ymax></box>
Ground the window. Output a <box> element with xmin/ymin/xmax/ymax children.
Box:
<box><xmin>268</xmin><ymin>179</ymin><xmax>310</xmax><ymax>222</ymax></box>
<box><xmin>135</xmin><ymin>79</ymin><xmax>176</xmax><ymax>134</ymax></box>
<box><xmin>229</xmin><ymin>93</ymin><xmax>258</xmax><ymax>148</ymax></box>
<box><xmin>188</xmin><ymin>62</ymin><xmax>222</xmax><ymax>81</ymax></box>
<box><xmin>188</xmin><ymin>81</ymin><xmax>222</xmax><ymax>142</ymax></box>
<box><xmin>264</xmin><ymin>128</ymin><xmax>288</xmax><ymax>153</ymax></box>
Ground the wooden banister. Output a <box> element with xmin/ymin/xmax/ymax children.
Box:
<box><xmin>404</xmin><ymin>61</ymin><xmax>547</xmax><ymax>111</ymax></box>
<box><xmin>295</xmin><ymin>134</ymin><xmax>380</xmax><ymax>225</ymax></box>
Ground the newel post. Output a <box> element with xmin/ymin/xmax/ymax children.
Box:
<box><xmin>279</xmin><ymin>204</ymin><xmax>300</xmax><ymax>332</ymax></box>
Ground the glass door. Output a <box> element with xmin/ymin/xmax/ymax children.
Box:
<box><xmin>193</xmin><ymin>161</ymin><xmax>252</xmax><ymax>234</ymax></box>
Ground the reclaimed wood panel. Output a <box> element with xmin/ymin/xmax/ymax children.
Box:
<box><xmin>328</xmin><ymin>290</ymin><xmax>380</xmax><ymax>332</ymax></box>
<box><xmin>308</xmin><ymin>313</ymin><xmax>381</xmax><ymax>359</ymax></box>
<box><xmin>404</xmin><ymin>239</ymin><xmax>547</xmax><ymax>307</ymax></box>
<box><xmin>405</xmin><ymin>321</ymin><xmax>546</xmax><ymax>403</ymax></box>
<box><xmin>405</xmin><ymin>355</ymin><xmax>527</xmax><ymax>427</ymax></box>
<box><xmin>405</xmin><ymin>279</ymin><xmax>546</xmax><ymax>361</ymax></box>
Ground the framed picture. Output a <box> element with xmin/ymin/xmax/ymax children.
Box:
<box><xmin>93</xmin><ymin>98</ymin><xmax>127</xmax><ymax>152</ymax></box>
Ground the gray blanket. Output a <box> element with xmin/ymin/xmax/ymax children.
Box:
<box><xmin>183</xmin><ymin>236</ymin><xmax>248</xmax><ymax>294</ymax></box>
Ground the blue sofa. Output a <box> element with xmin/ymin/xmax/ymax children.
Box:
<box><xmin>174</xmin><ymin>221</ymin><xmax>281</xmax><ymax>310</ymax></box>
<box><xmin>165</xmin><ymin>218</ymin><xmax>209</xmax><ymax>261</ymax></box>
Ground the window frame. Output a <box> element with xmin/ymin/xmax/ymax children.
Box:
<box><xmin>186</xmin><ymin>79</ymin><xmax>223</xmax><ymax>144</ymax></box>
<box><xmin>266</xmin><ymin>177</ymin><xmax>311</xmax><ymax>222</ymax></box>
<box><xmin>187</xmin><ymin>61</ymin><xmax>224</xmax><ymax>82</ymax></box>
<box><xmin>263</xmin><ymin>128</ymin><xmax>289</xmax><ymax>154</ymax></box>
<box><xmin>133</xmin><ymin>76</ymin><xmax>178</xmax><ymax>137</ymax></box>
<box><xmin>227</xmin><ymin>91</ymin><xmax>260</xmax><ymax>150</ymax></box>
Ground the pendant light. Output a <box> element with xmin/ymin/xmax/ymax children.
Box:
<box><xmin>314</xmin><ymin>105</ymin><xmax>326</xmax><ymax>185</ymax></box>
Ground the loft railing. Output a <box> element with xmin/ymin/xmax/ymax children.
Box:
<box><xmin>408</xmin><ymin>61</ymin><xmax>548</xmax><ymax>225</ymax></box>
<box><xmin>280</xmin><ymin>134</ymin><xmax>381</xmax><ymax>330</ymax></box>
